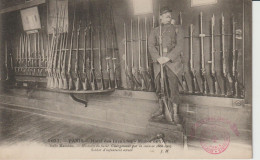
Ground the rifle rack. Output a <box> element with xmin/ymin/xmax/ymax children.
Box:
<box><xmin>12</xmin><ymin>79</ymin><xmax>115</xmax><ymax>107</ymax></box>
<box><xmin>46</xmin><ymin>88</ymin><xmax>115</xmax><ymax>107</ymax></box>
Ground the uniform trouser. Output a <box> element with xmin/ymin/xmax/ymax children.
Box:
<box><xmin>155</xmin><ymin>66</ymin><xmax>180</xmax><ymax>106</ymax></box>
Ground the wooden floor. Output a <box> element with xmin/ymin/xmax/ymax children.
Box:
<box><xmin>0</xmin><ymin>104</ymin><xmax>149</xmax><ymax>146</ymax></box>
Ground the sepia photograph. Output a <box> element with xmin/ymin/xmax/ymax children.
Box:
<box><xmin>0</xmin><ymin>0</ymin><xmax>253</xmax><ymax>159</ymax></box>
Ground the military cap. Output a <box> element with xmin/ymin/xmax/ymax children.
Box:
<box><xmin>160</xmin><ymin>6</ymin><xmax>172</xmax><ymax>15</ymax></box>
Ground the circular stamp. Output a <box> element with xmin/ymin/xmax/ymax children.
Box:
<box><xmin>190</xmin><ymin>117</ymin><xmax>239</xmax><ymax>155</ymax></box>
<box><xmin>199</xmin><ymin>125</ymin><xmax>230</xmax><ymax>154</ymax></box>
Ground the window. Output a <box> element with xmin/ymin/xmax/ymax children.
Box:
<box><xmin>133</xmin><ymin>0</ymin><xmax>153</xmax><ymax>15</ymax></box>
<box><xmin>191</xmin><ymin>0</ymin><xmax>217</xmax><ymax>7</ymax></box>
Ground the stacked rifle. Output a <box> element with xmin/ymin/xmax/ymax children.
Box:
<box><xmin>185</xmin><ymin>13</ymin><xmax>244</xmax><ymax>98</ymax></box>
<box><xmin>124</xmin><ymin>17</ymin><xmax>155</xmax><ymax>92</ymax></box>
<box><xmin>15</xmin><ymin>31</ymin><xmax>47</xmax><ymax>77</ymax></box>
<box><xmin>45</xmin><ymin>5</ymin><xmax>119</xmax><ymax>91</ymax></box>
<box><xmin>1</xmin><ymin>41</ymin><xmax>14</xmax><ymax>81</ymax></box>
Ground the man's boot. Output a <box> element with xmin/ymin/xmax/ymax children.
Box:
<box><xmin>151</xmin><ymin>99</ymin><xmax>164</xmax><ymax>120</ymax></box>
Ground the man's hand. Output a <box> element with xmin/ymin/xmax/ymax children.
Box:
<box><xmin>157</xmin><ymin>57</ymin><xmax>171</xmax><ymax>65</ymax></box>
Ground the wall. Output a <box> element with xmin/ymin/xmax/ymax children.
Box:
<box><xmin>179</xmin><ymin>97</ymin><xmax>252</xmax><ymax>149</ymax></box>
<box><xmin>0</xmin><ymin>0</ymin><xmax>252</xmax><ymax>103</ymax></box>
<box><xmin>111</xmin><ymin>0</ymin><xmax>251</xmax><ymax>103</ymax></box>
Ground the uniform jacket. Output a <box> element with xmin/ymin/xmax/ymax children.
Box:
<box><xmin>148</xmin><ymin>24</ymin><xmax>184</xmax><ymax>80</ymax></box>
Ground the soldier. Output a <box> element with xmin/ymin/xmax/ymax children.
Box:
<box><xmin>148</xmin><ymin>7</ymin><xmax>184</xmax><ymax>122</ymax></box>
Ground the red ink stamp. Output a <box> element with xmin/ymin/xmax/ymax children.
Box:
<box><xmin>190</xmin><ymin>117</ymin><xmax>239</xmax><ymax>154</ymax></box>
<box><xmin>199</xmin><ymin>125</ymin><xmax>230</xmax><ymax>154</ymax></box>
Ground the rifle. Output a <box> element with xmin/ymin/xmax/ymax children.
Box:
<box><xmin>53</xmin><ymin>21</ymin><xmax>62</xmax><ymax>88</ymax></box>
<box><xmin>131</xmin><ymin>19</ymin><xmax>141</xmax><ymax>89</ymax></box>
<box><xmin>43</xmin><ymin>32</ymin><xmax>47</xmax><ymax>73</ymax></box>
<box><xmin>190</xmin><ymin>24</ymin><xmax>200</xmax><ymax>94</ymax></box>
<box><xmin>32</xmin><ymin>33</ymin><xmax>37</xmax><ymax>75</ymax></box>
<box><xmin>28</xmin><ymin>34</ymin><xmax>32</xmax><ymax>75</ymax></box>
<box><xmin>57</xmin><ymin>21</ymin><xmax>66</xmax><ymax>89</ymax></box>
<box><xmin>37</xmin><ymin>31</ymin><xmax>41</xmax><ymax>75</ymax></box>
<box><xmin>221</xmin><ymin>14</ymin><xmax>233</xmax><ymax>96</ymax></box>
<box><xmin>50</xmin><ymin>7</ymin><xmax>61</xmax><ymax>88</ymax></box>
<box><xmin>98</xmin><ymin>32</ymin><xmax>106</xmax><ymax>90</ymax></box>
<box><xmin>152</xmin><ymin>15</ymin><xmax>155</xmax><ymax>28</ymax></box>
<box><xmin>40</xmin><ymin>32</ymin><xmax>44</xmax><ymax>75</ymax></box>
<box><xmin>58</xmin><ymin>9</ymin><xmax>66</xmax><ymax>89</ymax></box>
<box><xmin>180</xmin><ymin>52</ymin><xmax>188</xmax><ymax>93</ymax></box>
<box><xmin>47</xmin><ymin>28</ymin><xmax>56</xmax><ymax>88</ymax></box>
<box><xmin>52</xmin><ymin>27</ymin><xmax>60</xmax><ymax>88</ymax></box>
<box><xmin>59</xmin><ymin>8</ymin><xmax>66</xmax><ymax>88</ymax></box>
<box><xmin>138</xmin><ymin>17</ymin><xmax>147</xmax><ymax>91</ymax></box>
<box><xmin>83</xmin><ymin>26</ymin><xmax>89</xmax><ymax>90</ymax></box>
<box><xmin>10</xmin><ymin>51</ymin><xmax>14</xmax><ymax>75</ymax></box>
<box><xmin>61</xmin><ymin>28</ymin><xmax>68</xmax><ymax>90</ymax></box>
<box><xmin>39</xmin><ymin>32</ymin><xmax>43</xmax><ymax>75</ymax></box>
<box><xmin>75</xmin><ymin>21</ymin><xmax>82</xmax><ymax>91</ymax></box>
<box><xmin>24</xmin><ymin>34</ymin><xmax>28</xmax><ymax>75</ymax></box>
<box><xmin>17</xmin><ymin>34</ymin><xmax>22</xmax><ymax>73</ymax></box>
<box><xmin>105</xmin><ymin>54</ymin><xmax>112</xmax><ymax>89</ymax></box>
<box><xmin>46</xmin><ymin>34</ymin><xmax>50</xmax><ymax>74</ymax></box>
<box><xmin>109</xmin><ymin>4</ymin><xmax>118</xmax><ymax>89</ymax></box>
<box><xmin>105</xmin><ymin>32</ymin><xmax>112</xmax><ymax>89</ymax></box>
<box><xmin>208</xmin><ymin>14</ymin><xmax>221</xmax><ymax>95</ymax></box>
<box><xmin>89</xmin><ymin>23</ymin><xmax>97</xmax><ymax>90</ymax></box>
<box><xmin>158</xmin><ymin>10</ymin><xmax>173</xmax><ymax>122</ymax></box>
<box><xmin>232</xmin><ymin>16</ymin><xmax>238</xmax><ymax>97</ymax></box>
<box><xmin>5</xmin><ymin>41</ymin><xmax>9</xmax><ymax>80</ymax></box>
<box><xmin>199</xmin><ymin>12</ymin><xmax>209</xmax><ymax>95</ymax></box>
<box><xmin>99</xmin><ymin>11</ymin><xmax>105</xmax><ymax>90</ymax></box>
<box><xmin>124</xmin><ymin>22</ymin><xmax>133</xmax><ymax>89</ymax></box>
<box><xmin>179</xmin><ymin>12</ymin><xmax>182</xmax><ymax>26</ymax></box>
<box><xmin>144</xmin><ymin>17</ymin><xmax>154</xmax><ymax>91</ymax></box>
<box><xmin>20</xmin><ymin>34</ymin><xmax>25</xmax><ymax>74</ymax></box>
<box><xmin>68</xmin><ymin>6</ymin><xmax>76</xmax><ymax>90</ymax></box>
<box><xmin>111</xmin><ymin>41</ymin><xmax>118</xmax><ymax>89</ymax></box>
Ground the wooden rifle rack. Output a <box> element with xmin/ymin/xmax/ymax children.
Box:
<box><xmin>7</xmin><ymin>80</ymin><xmax>115</xmax><ymax>108</ymax></box>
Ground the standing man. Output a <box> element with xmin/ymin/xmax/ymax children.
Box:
<box><xmin>148</xmin><ymin>7</ymin><xmax>184</xmax><ymax>123</ymax></box>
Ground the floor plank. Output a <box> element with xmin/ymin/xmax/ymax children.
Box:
<box><xmin>0</xmin><ymin>104</ymin><xmax>148</xmax><ymax>146</ymax></box>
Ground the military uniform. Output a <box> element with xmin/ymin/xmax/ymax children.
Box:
<box><xmin>148</xmin><ymin>23</ymin><xmax>184</xmax><ymax>118</ymax></box>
